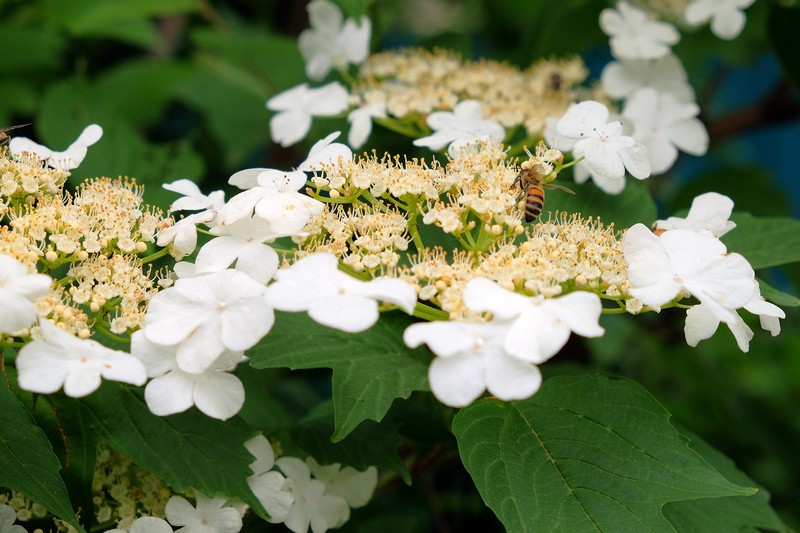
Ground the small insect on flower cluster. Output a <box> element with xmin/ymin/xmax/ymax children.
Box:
<box><xmin>515</xmin><ymin>143</ymin><xmax>574</xmax><ymax>222</ymax></box>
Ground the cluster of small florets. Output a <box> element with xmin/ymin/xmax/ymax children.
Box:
<box><xmin>0</xmin><ymin>149</ymin><xmax>68</xmax><ymax>217</ymax></box>
<box><xmin>354</xmin><ymin>48</ymin><xmax>590</xmax><ymax>136</ymax></box>
<box><xmin>0</xmin><ymin>491</ymin><xmax>49</xmax><ymax>523</ymax></box>
<box><xmin>32</xmin><ymin>284</ymin><xmax>91</xmax><ymax>339</ymax></box>
<box><xmin>399</xmin><ymin>213</ymin><xmax>629</xmax><ymax>319</ymax></box>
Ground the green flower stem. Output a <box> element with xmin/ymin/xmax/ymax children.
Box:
<box><xmin>92</xmin><ymin>320</ymin><xmax>130</xmax><ymax>346</ymax></box>
<box><xmin>139</xmin><ymin>247</ymin><xmax>171</xmax><ymax>264</ymax></box>
<box><xmin>412</xmin><ymin>302</ymin><xmax>449</xmax><ymax>321</ymax></box>
<box><xmin>374</xmin><ymin>117</ymin><xmax>426</xmax><ymax>139</ymax></box>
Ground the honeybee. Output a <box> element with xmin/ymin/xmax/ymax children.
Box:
<box><xmin>516</xmin><ymin>145</ymin><xmax>574</xmax><ymax>222</ymax></box>
<box><xmin>0</xmin><ymin>124</ymin><xmax>30</xmax><ymax>146</ymax></box>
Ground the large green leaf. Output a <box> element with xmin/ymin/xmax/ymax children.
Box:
<box><xmin>664</xmin><ymin>426</ymin><xmax>789</xmax><ymax>533</ymax></box>
<box><xmin>248</xmin><ymin>312</ymin><xmax>430</xmax><ymax>442</ymax></box>
<box><xmin>53</xmin><ymin>402</ymin><xmax>99</xmax><ymax>530</ymax></box>
<box><xmin>452</xmin><ymin>374</ymin><xmax>753</xmax><ymax>532</ymax></box>
<box><xmin>66</xmin><ymin>382</ymin><xmax>265</xmax><ymax>513</ymax></box>
<box><xmin>0</xmin><ymin>376</ymin><xmax>83</xmax><ymax>531</ymax></box>
<box><xmin>545</xmin><ymin>177</ymin><xmax>657</xmax><ymax>231</ymax></box>
<box><xmin>290</xmin><ymin>401</ymin><xmax>410</xmax><ymax>484</ymax></box>
<box><xmin>723</xmin><ymin>213</ymin><xmax>800</xmax><ymax>269</ymax></box>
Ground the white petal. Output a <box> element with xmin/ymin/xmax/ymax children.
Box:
<box><xmin>245</xmin><ymin>435</ymin><xmax>276</xmax><ymax>475</ymax></box>
<box><xmin>193</xmin><ymin>371</ymin><xmax>245</xmax><ymax>420</ymax></box>
<box><xmin>428</xmin><ymin>352</ymin><xmax>486</xmax><ymax>407</ymax></box>
<box><xmin>484</xmin><ymin>351</ymin><xmax>542</xmax><ymax>401</ymax></box>
<box><xmin>165</xmin><ymin>496</ymin><xmax>200</xmax><ymax>526</ymax></box>
<box><xmin>462</xmin><ymin>277</ymin><xmax>527</xmax><ymax>320</ymax></box>
<box><xmin>229</xmin><ymin>168</ymin><xmax>269</xmax><ymax>190</ymax></box>
<box><xmin>145</xmin><ymin>372</ymin><xmax>195</xmax><ymax>416</ymax></box>
<box><xmin>403</xmin><ymin>321</ymin><xmax>480</xmax><ymax>358</ymax></box>
<box><xmin>309</xmin><ymin>293</ymin><xmax>379</xmax><ymax>332</ymax></box>
<box><xmin>556</xmin><ymin>101</ymin><xmax>609</xmax><ymax>138</ymax></box>
<box><xmin>270</xmin><ymin>110</ymin><xmax>312</xmax><ymax>147</ymax></box>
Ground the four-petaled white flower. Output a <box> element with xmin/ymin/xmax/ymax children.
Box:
<box><xmin>194</xmin><ymin>217</ymin><xmax>280</xmax><ymax>284</ymax></box>
<box><xmin>276</xmin><ymin>457</ymin><xmax>350</xmax><ymax>533</ymax></box>
<box><xmin>685</xmin><ymin>295</ymin><xmax>785</xmax><ymax>352</ymax></box>
<box><xmin>601</xmin><ymin>54</ymin><xmax>694</xmax><ymax>102</ymax></box>
<box><xmin>685</xmin><ymin>0</ymin><xmax>755</xmax><ymax>40</ymax></box>
<box><xmin>299</xmin><ymin>0</ymin><xmax>371</xmax><ymax>81</ymax></box>
<box><xmin>267</xmin><ymin>83</ymin><xmax>350</xmax><ymax>146</ymax></box>
<box><xmin>245</xmin><ymin>435</ymin><xmax>295</xmax><ymax>524</ymax></box>
<box><xmin>0</xmin><ymin>504</ymin><xmax>27</xmax><ymax>533</ymax></box>
<box><xmin>131</xmin><ymin>331</ymin><xmax>245</xmax><ymax>420</ymax></box>
<box><xmin>17</xmin><ymin>319</ymin><xmax>146</xmax><ymax>398</ymax></box>
<box><xmin>107</xmin><ymin>516</ymin><xmax>173</xmax><ymax>533</ymax></box>
<box><xmin>413</xmin><ymin>100</ymin><xmax>505</xmax><ymax>158</ymax></box>
<box><xmin>623</xmin><ymin>224</ymin><xmax>758</xmax><ymax>324</ymax></box>
<box><xmin>264</xmin><ymin>253</ymin><xmax>417</xmax><ymax>333</ymax></box>
<box><xmin>556</xmin><ymin>100</ymin><xmax>651</xmax><ymax>193</ymax></box>
<box><xmin>9</xmin><ymin>123</ymin><xmax>103</xmax><ymax>170</ymax></box>
<box><xmin>347</xmin><ymin>103</ymin><xmax>386</xmax><ymax>149</ymax></box>
<box><xmin>404</xmin><ymin>319</ymin><xmax>544</xmax><ymax>407</ymax></box>
<box><xmin>306</xmin><ymin>458</ymin><xmax>377</xmax><ymax>509</ymax></box>
<box><xmin>654</xmin><ymin>192</ymin><xmax>736</xmax><ymax>237</ymax></box>
<box><xmin>623</xmin><ymin>88</ymin><xmax>708</xmax><ymax>175</ymax></box>
<box><xmin>165</xmin><ymin>493</ymin><xmax>243</xmax><ymax>533</ymax></box>
<box><xmin>0</xmin><ymin>254</ymin><xmax>52</xmax><ymax>335</ymax></box>
<box><xmin>156</xmin><ymin>211</ymin><xmax>217</xmax><ymax>260</ymax></box>
<box><xmin>143</xmin><ymin>269</ymin><xmax>274</xmax><ymax>373</ymax></box>
<box><xmin>600</xmin><ymin>1</ymin><xmax>680</xmax><ymax>60</ymax></box>
<box><xmin>164</xmin><ymin>179</ymin><xmax>226</xmax><ymax>214</ymax></box>
<box><xmin>463</xmin><ymin>278</ymin><xmax>605</xmax><ymax>364</ymax></box>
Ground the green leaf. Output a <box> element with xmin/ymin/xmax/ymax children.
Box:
<box><xmin>545</xmin><ymin>177</ymin><xmax>657</xmax><ymax>231</ymax></box>
<box><xmin>0</xmin><ymin>377</ymin><xmax>83</xmax><ymax>531</ymax></box>
<box><xmin>248</xmin><ymin>312</ymin><xmax>430</xmax><ymax>442</ymax></box>
<box><xmin>452</xmin><ymin>374</ymin><xmax>753</xmax><ymax>532</ymax></box>
<box><xmin>66</xmin><ymin>382</ymin><xmax>265</xmax><ymax>513</ymax></box>
<box><xmin>290</xmin><ymin>401</ymin><xmax>411</xmax><ymax>484</ymax></box>
<box><xmin>757</xmin><ymin>278</ymin><xmax>800</xmax><ymax>307</ymax></box>
<box><xmin>723</xmin><ymin>213</ymin><xmax>800</xmax><ymax>269</ymax></box>
<box><xmin>664</xmin><ymin>426</ymin><xmax>790</xmax><ymax>533</ymax></box>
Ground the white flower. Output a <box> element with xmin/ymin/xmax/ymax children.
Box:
<box><xmin>0</xmin><ymin>254</ymin><xmax>51</xmax><ymax>335</ymax></box>
<box><xmin>164</xmin><ymin>179</ymin><xmax>226</xmax><ymax>214</ymax></box>
<box><xmin>194</xmin><ymin>217</ymin><xmax>280</xmax><ymax>284</ymax></box>
<box><xmin>623</xmin><ymin>88</ymin><xmax>708</xmax><ymax>175</ymax></box>
<box><xmin>347</xmin><ymin>103</ymin><xmax>386</xmax><ymax>149</ymax></box>
<box><xmin>463</xmin><ymin>278</ymin><xmax>605</xmax><ymax>364</ymax></box>
<box><xmin>17</xmin><ymin>319</ymin><xmax>146</xmax><ymax>398</ymax></box>
<box><xmin>166</xmin><ymin>493</ymin><xmax>242</xmax><ymax>533</ymax></box>
<box><xmin>600</xmin><ymin>54</ymin><xmax>694</xmax><ymax>101</ymax></box>
<box><xmin>264</xmin><ymin>253</ymin><xmax>416</xmax><ymax>333</ymax></box>
<box><xmin>9</xmin><ymin>124</ymin><xmax>103</xmax><ymax>170</ymax></box>
<box><xmin>245</xmin><ymin>436</ymin><xmax>294</xmax><ymax>523</ymax></box>
<box><xmin>276</xmin><ymin>457</ymin><xmax>350</xmax><ymax>533</ymax></box>
<box><xmin>556</xmin><ymin>100</ymin><xmax>651</xmax><ymax>192</ymax></box>
<box><xmin>685</xmin><ymin>0</ymin><xmax>755</xmax><ymax>40</ymax></box>
<box><xmin>0</xmin><ymin>504</ymin><xmax>27</xmax><ymax>533</ymax></box>
<box><xmin>600</xmin><ymin>1</ymin><xmax>680</xmax><ymax>60</ymax></box>
<box><xmin>157</xmin><ymin>211</ymin><xmax>217</xmax><ymax>260</ymax></box>
<box><xmin>131</xmin><ymin>331</ymin><xmax>245</xmax><ymax>420</ymax></box>
<box><xmin>623</xmin><ymin>224</ymin><xmax>758</xmax><ymax>324</ymax></box>
<box><xmin>107</xmin><ymin>517</ymin><xmax>173</xmax><ymax>533</ymax></box>
<box><xmin>685</xmin><ymin>295</ymin><xmax>785</xmax><ymax>352</ymax></box>
<box><xmin>143</xmin><ymin>270</ymin><xmax>274</xmax><ymax>373</ymax></box>
<box><xmin>267</xmin><ymin>83</ymin><xmax>349</xmax><ymax>146</ymax></box>
<box><xmin>404</xmin><ymin>319</ymin><xmax>543</xmax><ymax>407</ymax></box>
<box><xmin>306</xmin><ymin>458</ymin><xmax>377</xmax><ymax>509</ymax></box>
<box><xmin>654</xmin><ymin>192</ymin><xmax>736</xmax><ymax>237</ymax></box>
<box><xmin>413</xmin><ymin>100</ymin><xmax>505</xmax><ymax>157</ymax></box>
<box><xmin>299</xmin><ymin>0</ymin><xmax>371</xmax><ymax>81</ymax></box>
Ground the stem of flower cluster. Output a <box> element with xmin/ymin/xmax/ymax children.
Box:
<box><xmin>139</xmin><ymin>247</ymin><xmax>170</xmax><ymax>264</ymax></box>
<box><xmin>412</xmin><ymin>302</ymin><xmax>449</xmax><ymax>321</ymax></box>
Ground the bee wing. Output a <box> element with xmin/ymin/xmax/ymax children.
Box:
<box><xmin>546</xmin><ymin>183</ymin><xmax>576</xmax><ymax>195</ymax></box>
<box><xmin>8</xmin><ymin>137</ymin><xmax>54</xmax><ymax>160</ymax></box>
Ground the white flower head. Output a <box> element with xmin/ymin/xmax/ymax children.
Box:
<box><xmin>623</xmin><ymin>224</ymin><xmax>758</xmax><ymax>324</ymax></box>
<box><xmin>132</xmin><ymin>331</ymin><xmax>245</xmax><ymax>420</ymax></box>
<box><xmin>685</xmin><ymin>0</ymin><xmax>756</xmax><ymax>40</ymax></box>
<box><xmin>556</xmin><ymin>100</ymin><xmax>651</xmax><ymax>193</ymax></box>
<box><xmin>144</xmin><ymin>269</ymin><xmax>274</xmax><ymax>373</ymax></box>
<box><xmin>0</xmin><ymin>253</ymin><xmax>52</xmax><ymax>335</ymax></box>
<box><xmin>264</xmin><ymin>253</ymin><xmax>417</xmax><ymax>333</ymax></box>
<box><xmin>654</xmin><ymin>192</ymin><xmax>736</xmax><ymax>237</ymax></box>
<box><xmin>623</xmin><ymin>88</ymin><xmax>708</xmax><ymax>175</ymax></box>
<box><xmin>156</xmin><ymin>211</ymin><xmax>217</xmax><ymax>260</ymax></box>
<box><xmin>600</xmin><ymin>54</ymin><xmax>694</xmax><ymax>102</ymax></box>
<box><xmin>299</xmin><ymin>0</ymin><xmax>371</xmax><ymax>81</ymax></box>
<box><xmin>164</xmin><ymin>179</ymin><xmax>226</xmax><ymax>214</ymax></box>
<box><xmin>276</xmin><ymin>456</ymin><xmax>350</xmax><ymax>533</ymax></box>
<box><xmin>413</xmin><ymin>100</ymin><xmax>505</xmax><ymax>157</ymax></box>
<box><xmin>347</xmin><ymin>103</ymin><xmax>386</xmax><ymax>149</ymax></box>
<box><xmin>9</xmin><ymin>124</ymin><xmax>103</xmax><ymax>170</ymax></box>
<box><xmin>17</xmin><ymin>319</ymin><xmax>147</xmax><ymax>398</ymax></box>
<box><xmin>463</xmin><ymin>278</ymin><xmax>605</xmax><ymax>364</ymax></box>
<box><xmin>600</xmin><ymin>1</ymin><xmax>680</xmax><ymax>60</ymax></box>
<box><xmin>267</xmin><ymin>83</ymin><xmax>349</xmax><ymax>147</ymax></box>
<box><xmin>245</xmin><ymin>435</ymin><xmax>294</xmax><ymax>523</ymax></box>
<box><xmin>194</xmin><ymin>217</ymin><xmax>281</xmax><ymax>284</ymax></box>
<box><xmin>404</xmin><ymin>319</ymin><xmax>543</xmax><ymax>407</ymax></box>
<box><xmin>306</xmin><ymin>458</ymin><xmax>377</xmax><ymax>509</ymax></box>
<box><xmin>0</xmin><ymin>504</ymin><xmax>27</xmax><ymax>533</ymax></box>
<box><xmin>165</xmin><ymin>493</ymin><xmax>243</xmax><ymax>533</ymax></box>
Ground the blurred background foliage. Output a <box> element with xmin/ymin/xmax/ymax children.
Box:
<box><xmin>2</xmin><ymin>0</ymin><xmax>799</xmax><ymax>530</ymax></box>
